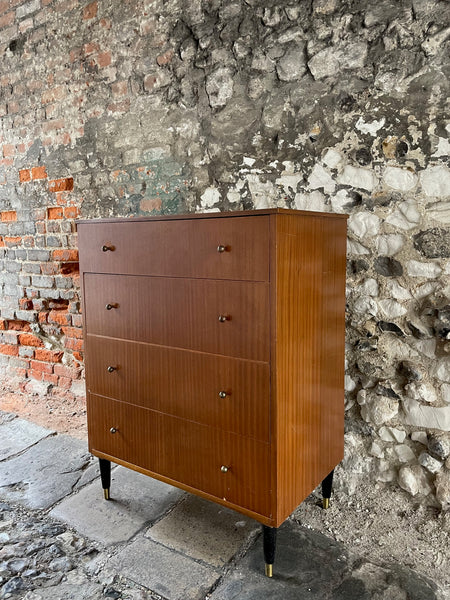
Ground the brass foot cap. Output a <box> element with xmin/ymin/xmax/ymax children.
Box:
<box><xmin>265</xmin><ymin>564</ymin><xmax>273</xmax><ymax>578</ymax></box>
<box><xmin>323</xmin><ymin>498</ymin><xmax>330</xmax><ymax>510</ymax></box>
<box><xmin>103</xmin><ymin>488</ymin><xmax>110</xmax><ymax>500</ymax></box>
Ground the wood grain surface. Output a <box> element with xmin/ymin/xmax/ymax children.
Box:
<box><xmin>77</xmin><ymin>215</ymin><xmax>269</xmax><ymax>281</ymax></box>
<box><xmin>83</xmin><ymin>274</ymin><xmax>270</xmax><ymax>361</ymax></box>
<box><xmin>85</xmin><ymin>336</ymin><xmax>270</xmax><ymax>441</ymax></box>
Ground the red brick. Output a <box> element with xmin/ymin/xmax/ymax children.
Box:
<box><xmin>156</xmin><ymin>50</ymin><xmax>174</xmax><ymax>66</ymax></box>
<box><xmin>0</xmin><ymin>319</ymin><xmax>7</xmax><ymax>330</ymax></box>
<box><xmin>47</xmin><ymin>206</ymin><xmax>63</xmax><ymax>219</ymax></box>
<box><xmin>54</xmin><ymin>363</ymin><xmax>81</xmax><ymax>379</ymax></box>
<box><xmin>14</xmin><ymin>367</ymin><xmax>27</xmax><ymax>379</ymax></box>
<box><xmin>0</xmin><ymin>344</ymin><xmax>18</xmax><ymax>356</ymax></box>
<box><xmin>62</xmin><ymin>326</ymin><xmax>83</xmax><ymax>339</ymax></box>
<box><xmin>0</xmin><ymin>11</ymin><xmax>14</xmax><ymax>28</ymax></box>
<box><xmin>83</xmin><ymin>1</ymin><xmax>97</xmax><ymax>20</ymax></box>
<box><xmin>34</xmin><ymin>348</ymin><xmax>63</xmax><ymax>363</ymax></box>
<box><xmin>8</xmin><ymin>320</ymin><xmax>31</xmax><ymax>332</ymax></box>
<box><xmin>65</xmin><ymin>337</ymin><xmax>84</xmax><ymax>352</ymax></box>
<box><xmin>19</xmin><ymin>298</ymin><xmax>33</xmax><ymax>310</ymax></box>
<box><xmin>84</xmin><ymin>41</ymin><xmax>100</xmax><ymax>55</ymax></box>
<box><xmin>97</xmin><ymin>51</ymin><xmax>111</xmax><ymax>67</ymax></box>
<box><xmin>1</xmin><ymin>210</ymin><xmax>17</xmax><ymax>222</ymax></box>
<box><xmin>31</xmin><ymin>166</ymin><xmax>47</xmax><ymax>180</ymax></box>
<box><xmin>29</xmin><ymin>369</ymin><xmax>43</xmax><ymax>381</ymax></box>
<box><xmin>58</xmin><ymin>376</ymin><xmax>72</xmax><ymax>388</ymax></box>
<box><xmin>41</xmin><ymin>262</ymin><xmax>59</xmax><ymax>275</ymax></box>
<box><xmin>42</xmin><ymin>119</ymin><xmax>65</xmax><ymax>132</ymax></box>
<box><xmin>112</xmin><ymin>80</ymin><xmax>127</xmax><ymax>97</ymax></box>
<box><xmin>0</xmin><ymin>1</ymin><xmax>9</xmax><ymax>16</ymax></box>
<box><xmin>2</xmin><ymin>143</ymin><xmax>14</xmax><ymax>157</ymax></box>
<box><xmin>63</xmin><ymin>206</ymin><xmax>79</xmax><ymax>219</ymax></box>
<box><xmin>43</xmin><ymin>373</ymin><xmax>59</xmax><ymax>385</ymax></box>
<box><xmin>18</xmin><ymin>333</ymin><xmax>44</xmax><ymax>347</ymax></box>
<box><xmin>19</xmin><ymin>169</ymin><xmax>31</xmax><ymax>182</ymax></box>
<box><xmin>41</xmin><ymin>86</ymin><xmax>66</xmax><ymax>105</ymax></box>
<box><xmin>48</xmin><ymin>177</ymin><xmax>74</xmax><ymax>193</ymax></box>
<box><xmin>73</xmin><ymin>351</ymin><xmax>83</xmax><ymax>362</ymax></box>
<box><xmin>48</xmin><ymin>309</ymin><xmax>70</xmax><ymax>325</ymax></box>
<box><xmin>30</xmin><ymin>360</ymin><xmax>53</xmax><ymax>374</ymax></box>
<box><xmin>38</xmin><ymin>312</ymin><xmax>48</xmax><ymax>324</ymax></box>
<box><xmin>4</xmin><ymin>236</ymin><xmax>22</xmax><ymax>246</ymax></box>
<box><xmin>52</xmin><ymin>249</ymin><xmax>79</xmax><ymax>261</ymax></box>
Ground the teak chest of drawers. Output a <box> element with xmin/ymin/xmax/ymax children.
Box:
<box><xmin>78</xmin><ymin>208</ymin><xmax>348</xmax><ymax>575</ymax></box>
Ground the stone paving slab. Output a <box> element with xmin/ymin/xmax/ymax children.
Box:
<box><xmin>108</xmin><ymin>535</ymin><xmax>220</xmax><ymax>600</ymax></box>
<box><xmin>20</xmin><ymin>571</ymin><xmax>104</xmax><ymax>600</ymax></box>
<box><xmin>209</xmin><ymin>522</ymin><xmax>441</xmax><ymax>600</ymax></box>
<box><xmin>0</xmin><ymin>434</ymin><xmax>94</xmax><ymax>510</ymax></box>
<box><xmin>146</xmin><ymin>494</ymin><xmax>258</xmax><ymax>568</ymax></box>
<box><xmin>50</xmin><ymin>466</ymin><xmax>185</xmax><ymax>546</ymax></box>
<box><xmin>0</xmin><ymin>416</ymin><xmax>54</xmax><ymax>461</ymax></box>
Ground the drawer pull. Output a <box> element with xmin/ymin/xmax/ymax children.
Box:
<box><xmin>109</xmin><ymin>427</ymin><xmax>118</xmax><ymax>434</ymax></box>
<box><xmin>220</xmin><ymin>465</ymin><xmax>229</xmax><ymax>473</ymax></box>
<box><xmin>107</xmin><ymin>366</ymin><xmax>117</xmax><ymax>373</ymax></box>
<box><xmin>102</xmin><ymin>244</ymin><xmax>115</xmax><ymax>252</ymax></box>
<box><xmin>218</xmin><ymin>314</ymin><xmax>230</xmax><ymax>323</ymax></box>
<box><xmin>105</xmin><ymin>303</ymin><xmax>118</xmax><ymax>310</ymax></box>
<box><xmin>218</xmin><ymin>391</ymin><xmax>228</xmax><ymax>398</ymax></box>
<box><xmin>217</xmin><ymin>244</ymin><xmax>227</xmax><ymax>253</ymax></box>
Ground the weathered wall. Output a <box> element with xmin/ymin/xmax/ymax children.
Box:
<box><xmin>0</xmin><ymin>0</ymin><xmax>449</xmax><ymax>507</ymax></box>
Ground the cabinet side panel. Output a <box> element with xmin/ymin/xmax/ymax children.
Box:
<box><xmin>275</xmin><ymin>214</ymin><xmax>347</xmax><ymax>525</ymax></box>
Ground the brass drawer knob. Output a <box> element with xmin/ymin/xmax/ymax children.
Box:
<box><xmin>105</xmin><ymin>303</ymin><xmax>118</xmax><ymax>310</ymax></box>
<box><xmin>220</xmin><ymin>465</ymin><xmax>229</xmax><ymax>473</ymax></box>
<box><xmin>107</xmin><ymin>366</ymin><xmax>117</xmax><ymax>373</ymax></box>
<box><xmin>110</xmin><ymin>427</ymin><xmax>117</xmax><ymax>434</ymax></box>
<box><xmin>218</xmin><ymin>315</ymin><xmax>229</xmax><ymax>323</ymax></box>
<box><xmin>217</xmin><ymin>244</ymin><xmax>227</xmax><ymax>253</ymax></box>
<box><xmin>102</xmin><ymin>244</ymin><xmax>115</xmax><ymax>252</ymax></box>
<box><xmin>218</xmin><ymin>391</ymin><xmax>228</xmax><ymax>398</ymax></box>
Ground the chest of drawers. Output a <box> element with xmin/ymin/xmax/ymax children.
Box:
<box><xmin>78</xmin><ymin>208</ymin><xmax>347</xmax><ymax>575</ymax></box>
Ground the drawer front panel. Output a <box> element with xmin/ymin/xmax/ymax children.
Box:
<box><xmin>88</xmin><ymin>395</ymin><xmax>271</xmax><ymax>517</ymax></box>
<box><xmin>87</xmin><ymin>393</ymin><xmax>160</xmax><ymax>473</ymax></box>
<box><xmin>84</xmin><ymin>274</ymin><xmax>270</xmax><ymax>361</ymax></box>
<box><xmin>159</xmin><ymin>415</ymin><xmax>271</xmax><ymax>517</ymax></box>
<box><xmin>78</xmin><ymin>216</ymin><xmax>269</xmax><ymax>281</ymax></box>
<box><xmin>86</xmin><ymin>336</ymin><xmax>270</xmax><ymax>442</ymax></box>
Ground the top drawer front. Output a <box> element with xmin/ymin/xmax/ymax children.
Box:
<box><xmin>78</xmin><ymin>216</ymin><xmax>269</xmax><ymax>281</ymax></box>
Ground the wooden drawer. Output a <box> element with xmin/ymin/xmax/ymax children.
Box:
<box><xmin>159</xmin><ymin>415</ymin><xmax>271</xmax><ymax>518</ymax></box>
<box><xmin>88</xmin><ymin>394</ymin><xmax>271</xmax><ymax>517</ymax></box>
<box><xmin>78</xmin><ymin>216</ymin><xmax>269</xmax><ymax>281</ymax></box>
<box><xmin>83</xmin><ymin>274</ymin><xmax>270</xmax><ymax>361</ymax></box>
<box><xmin>87</xmin><ymin>393</ymin><xmax>160</xmax><ymax>473</ymax></box>
<box><xmin>86</xmin><ymin>336</ymin><xmax>270</xmax><ymax>442</ymax></box>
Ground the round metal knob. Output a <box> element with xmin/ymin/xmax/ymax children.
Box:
<box><xmin>218</xmin><ymin>315</ymin><xmax>229</xmax><ymax>323</ymax></box>
<box><xmin>110</xmin><ymin>427</ymin><xmax>117</xmax><ymax>434</ymax></box>
<box><xmin>217</xmin><ymin>245</ymin><xmax>226</xmax><ymax>253</ymax></box>
<box><xmin>105</xmin><ymin>303</ymin><xmax>117</xmax><ymax>310</ymax></box>
<box><xmin>102</xmin><ymin>244</ymin><xmax>115</xmax><ymax>252</ymax></box>
<box><xmin>218</xmin><ymin>391</ymin><xmax>227</xmax><ymax>398</ymax></box>
<box><xmin>107</xmin><ymin>366</ymin><xmax>116</xmax><ymax>373</ymax></box>
<box><xmin>220</xmin><ymin>465</ymin><xmax>229</xmax><ymax>473</ymax></box>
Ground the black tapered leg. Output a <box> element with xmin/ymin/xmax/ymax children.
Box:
<box><xmin>99</xmin><ymin>458</ymin><xmax>111</xmax><ymax>500</ymax></box>
<box><xmin>262</xmin><ymin>525</ymin><xmax>277</xmax><ymax>577</ymax></box>
<box><xmin>321</xmin><ymin>469</ymin><xmax>334</xmax><ymax>509</ymax></box>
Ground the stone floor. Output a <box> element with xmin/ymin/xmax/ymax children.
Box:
<box><xmin>0</xmin><ymin>412</ymin><xmax>445</xmax><ymax>600</ymax></box>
